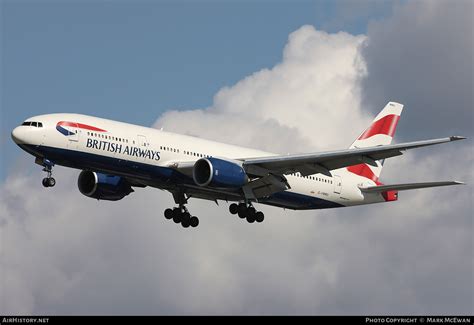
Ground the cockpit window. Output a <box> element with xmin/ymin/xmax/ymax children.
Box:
<box><xmin>21</xmin><ymin>121</ymin><xmax>43</xmax><ymax>127</ymax></box>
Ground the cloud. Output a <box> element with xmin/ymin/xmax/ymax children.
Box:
<box><xmin>1</xmin><ymin>4</ymin><xmax>472</xmax><ymax>315</ymax></box>
<box><xmin>154</xmin><ymin>26</ymin><xmax>370</xmax><ymax>152</ymax></box>
<box><xmin>360</xmin><ymin>0</ymin><xmax>474</xmax><ymax>140</ymax></box>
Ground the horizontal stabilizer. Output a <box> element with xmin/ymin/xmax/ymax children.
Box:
<box><xmin>360</xmin><ymin>181</ymin><xmax>464</xmax><ymax>193</ymax></box>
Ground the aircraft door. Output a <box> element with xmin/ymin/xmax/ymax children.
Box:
<box><xmin>333</xmin><ymin>175</ymin><xmax>342</xmax><ymax>194</ymax></box>
<box><xmin>137</xmin><ymin>135</ymin><xmax>149</xmax><ymax>161</ymax></box>
<box><xmin>67</xmin><ymin>122</ymin><xmax>79</xmax><ymax>149</ymax></box>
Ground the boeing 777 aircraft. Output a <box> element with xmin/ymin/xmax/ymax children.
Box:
<box><xmin>11</xmin><ymin>102</ymin><xmax>465</xmax><ymax>228</ymax></box>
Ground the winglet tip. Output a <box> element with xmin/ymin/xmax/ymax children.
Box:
<box><xmin>450</xmin><ymin>136</ymin><xmax>467</xmax><ymax>141</ymax></box>
<box><xmin>453</xmin><ymin>181</ymin><xmax>466</xmax><ymax>185</ymax></box>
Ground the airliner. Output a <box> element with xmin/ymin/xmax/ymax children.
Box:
<box><xmin>11</xmin><ymin>102</ymin><xmax>465</xmax><ymax>228</ymax></box>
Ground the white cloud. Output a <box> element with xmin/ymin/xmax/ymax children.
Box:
<box><xmin>1</xmin><ymin>10</ymin><xmax>472</xmax><ymax>315</ymax></box>
<box><xmin>360</xmin><ymin>0</ymin><xmax>473</xmax><ymax>140</ymax></box>
<box><xmin>154</xmin><ymin>26</ymin><xmax>370</xmax><ymax>152</ymax></box>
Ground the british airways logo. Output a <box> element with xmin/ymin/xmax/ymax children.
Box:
<box><xmin>56</xmin><ymin>121</ymin><xmax>107</xmax><ymax>136</ymax></box>
<box><xmin>86</xmin><ymin>138</ymin><xmax>161</xmax><ymax>161</ymax></box>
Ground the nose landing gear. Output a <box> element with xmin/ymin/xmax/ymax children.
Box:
<box><xmin>42</xmin><ymin>176</ymin><xmax>56</xmax><ymax>188</ymax></box>
<box><xmin>37</xmin><ymin>158</ymin><xmax>56</xmax><ymax>188</ymax></box>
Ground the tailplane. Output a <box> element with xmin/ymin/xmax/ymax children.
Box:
<box><xmin>360</xmin><ymin>181</ymin><xmax>464</xmax><ymax>193</ymax></box>
<box><xmin>347</xmin><ymin>102</ymin><xmax>404</xmax><ymax>183</ymax></box>
<box><xmin>359</xmin><ymin>181</ymin><xmax>464</xmax><ymax>202</ymax></box>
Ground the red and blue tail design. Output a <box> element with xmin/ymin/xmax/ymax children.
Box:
<box><xmin>347</xmin><ymin>102</ymin><xmax>404</xmax><ymax>186</ymax></box>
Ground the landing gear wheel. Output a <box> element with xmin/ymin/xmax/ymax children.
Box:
<box><xmin>48</xmin><ymin>177</ymin><xmax>56</xmax><ymax>187</ymax></box>
<box><xmin>164</xmin><ymin>208</ymin><xmax>174</xmax><ymax>220</ymax></box>
<box><xmin>246</xmin><ymin>213</ymin><xmax>256</xmax><ymax>223</ymax></box>
<box><xmin>181</xmin><ymin>218</ymin><xmax>190</xmax><ymax>228</ymax></box>
<box><xmin>42</xmin><ymin>178</ymin><xmax>50</xmax><ymax>187</ymax></box>
<box><xmin>255</xmin><ymin>211</ymin><xmax>264</xmax><ymax>223</ymax></box>
<box><xmin>246</xmin><ymin>207</ymin><xmax>256</xmax><ymax>223</ymax></box>
<box><xmin>190</xmin><ymin>216</ymin><xmax>199</xmax><ymax>228</ymax></box>
<box><xmin>181</xmin><ymin>212</ymin><xmax>191</xmax><ymax>228</ymax></box>
<box><xmin>229</xmin><ymin>203</ymin><xmax>239</xmax><ymax>215</ymax></box>
<box><xmin>237</xmin><ymin>203</ymin><xmax>247</xmax><ymax>215</ymax></box>
<box><xmin>172</xmin><ymin>209</ymin><xmax>182</xmax><ymax>223</ymax></box>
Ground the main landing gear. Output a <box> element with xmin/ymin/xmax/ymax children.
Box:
<box><xmin>40</xmin><ymin>159</ymin><xmax>56</xmax><ymax>188</ymax></box>
<box><xmin>229</xmin><ymin>203</ymin><xmax>264</xmax><ymax>223</ymax></box>
<box><xmin>164</xmin><ymin>191</ymin><xmax>199</xmax><ymax>228</ymax></box>
<box><xmin>164</xmin><ymin>206</ymin><xmax>199</xmax><ymax>228</ymax></box>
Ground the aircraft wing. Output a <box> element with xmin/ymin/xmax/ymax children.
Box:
<box><xmin>359</xmin><ymin>181</ymin><xmax>464</xmax><ymax>193</ymax></box>
<box><xmin>242</xmin><ymin>136</ymin><xmax>465</xmax><ymax>177</ymax></box>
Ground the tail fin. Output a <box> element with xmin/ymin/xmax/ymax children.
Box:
<box><xmin>350</xmin><ymin>101</ymin><xmax>404</xmax><ymax>149</ymax></box>
<box><xmin>347</xmin><ymin>102</ymin><xmax>404</xmax><ymax>183</ymax></box>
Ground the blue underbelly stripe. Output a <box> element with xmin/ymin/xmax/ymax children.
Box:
<box><xmin>22</xmin><ymin>144</ymin><xmax>344</xmax><ymax>210</ymax></box>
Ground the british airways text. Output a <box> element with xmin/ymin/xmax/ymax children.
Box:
<box><xmin>86</xmin><ymin>138</ymin><xmax>160</xmax><ymax>161</ymax></box>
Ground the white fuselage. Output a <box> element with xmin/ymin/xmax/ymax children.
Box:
<box><xmin>12</xmin><ymin>113</ymin><xmax>387</xmax><ymax>209</ymax></box>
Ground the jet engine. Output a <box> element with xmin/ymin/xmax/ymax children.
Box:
<box><xmin>193</xmin><ymin>157</ymin><xmax>248</xmax><ymax>188</ymax></box>
<box><xmin>77</xmin><ymin>170</ymin><xmax>133</xmax><ymax>201</ymax></box>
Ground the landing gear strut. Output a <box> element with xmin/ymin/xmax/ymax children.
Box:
<box><xmin>39</xmin><ymin>159</ymin><xmax>56</xmax><ymax>188</ymax></box>
<box><xmin>229</xmin><ymin>203</ymin><xmax>264</xmax><ymax>223</ymax></box>
<box><xmin>164</xmin><ymin>191</ymin><xmax>199</xmax><ymax>228</ymax></box>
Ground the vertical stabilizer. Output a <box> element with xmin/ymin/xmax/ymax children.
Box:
<box><xmin>347</xmin><ymin>102</ymin><xmax>404</xmax><ymax>182</ymax></box>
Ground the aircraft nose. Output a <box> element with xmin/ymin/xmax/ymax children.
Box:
<box><xmin>11</xmin><ymin>126</ymin><xmax>25</xmax><ymax>144</ymax></box>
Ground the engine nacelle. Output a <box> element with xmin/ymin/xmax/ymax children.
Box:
<box><xmin>77</xmin><ymin>170</ymin><xmax>133</xmax><ymax>201</ymax></box>
<box><xmin>193</xmin><ymin>157</ymin><xmax>248</xmax><ymax>188</ymax></box>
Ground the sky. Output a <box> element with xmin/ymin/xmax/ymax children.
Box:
<box><xmin>1</xmin><ymin>0</ymin><xmax>473</xmax><ymax>315</ymax></box>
